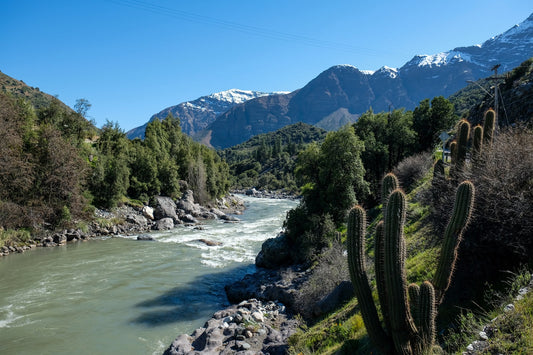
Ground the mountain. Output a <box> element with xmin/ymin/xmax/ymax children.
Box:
<box><xmin>202</xmin><ymin>13</ymin><xmax>533</xmax><ymax>149</ymax></box>
<box><xmin>126</xmin><ymin>89</ymin><xmax>287</xmax><ymax>139</ymax></box>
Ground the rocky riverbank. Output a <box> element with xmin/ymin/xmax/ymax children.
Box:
<box><xmin>0</xmin><ymin>191</ymin><xmax>245</xmax><ymax>257</ymax></box>
<box><xmin>164</xmin><ymin>299</ymin><xmax>299</xmax><ymax>355</ymax></box>
<box><xmin>232</xmin><ymin>188</ymin><xmax>299</xmax><ymax>200</ymax></box>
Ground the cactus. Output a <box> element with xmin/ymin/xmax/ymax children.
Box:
<box><xmin>433</xmin><ymin>181</ymin><xmax>475</xmax><ymax>301</ymax></box>
<box><xmin>454</xmin><ymin>120</ymin><xmax>471</xmax><ymax>171</ymax></box>
<box><xmin>418</xmin><ymin>281</ymin><xmax>436</xmax><ymax>350</ymax></box>
<box><xmin>408</xmin><ymin>283</ymin><xmax>421</xmax><ymax>327</ymax></box>
<box><xmin>384</xmin><ymin>190</ymin><xmax>417</xmax><ymax>353</ymax></box>
<box><xmin>374</xmin><ymin>221</ymin><xmax>391</xmax><ymax>333</ymax></box>
<box><xmin>483</xmin><ymin>109</ymin><xmax>496</xmax><ymax>146</ymax></box>
<box><xmin>382</xmin><ymin>173</ymin><xmax>400</xmax><ymax>206</ymax></box>
<box><xmin>432</xmin><ymin>159</ymin><xmax>445</xmax><ymax>183</ymax></box>
<box><xmin>346</xmin><ymin>176</ymin><xmax>475</xmax><ymax>354</ymax></box>
<box><xmin>347</xmin><ymin>207</ymin><xmax>393</xmax><ymax>354</ymax></box>
<box><xmin>472</xmin><ymin>125</ymin><xmax>484</xmax><ymax>161</ymax></box>
<box><xmin>449</xmin><ymin>140</ymin><xmax>457</xmax><ymax>163</ymax></box>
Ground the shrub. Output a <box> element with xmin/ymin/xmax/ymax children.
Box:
<box><xmin>392</xmin><ymin>151</ymin><xmax>433</xmax><ymax>192</ymax></box>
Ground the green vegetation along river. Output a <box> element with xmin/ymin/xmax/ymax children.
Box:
<box><xmin>0</xmin><ymin>195</ymin><xmax>298</xmax><ymax>355</ymax></box>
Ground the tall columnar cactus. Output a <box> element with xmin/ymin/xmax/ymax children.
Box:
<box><xmin>433</xmin><ymin>180</ymin><xmax>475</xmax><ymax>301</ymax></box>
<box><xmin>347</xmin><ymin>175</ymin><xmax>475</xmax><ymax>354</ymax></box>
<box><xmin>432</xmin><ymin>159</ymin><xmax>445</xmax><ymax>184</ymax></box>
<box><xmin>472</xmin><ymin>125</ymin><xmax>484</xmax><ymax>161</ymax></box>
<box><xmin>347</xmin><ymin>207</ymin><xmax>393</xmax><ymax>354</ymax></box>
<box><xmin>483</xmin><ymin>109</ymin><xmax>496</xmax><ymax>146</ymax></box>
<box><xmin>454</xmin><ymin>119</ymin><xmax>471</xmax><ymax>170</ymax></box>
<box><xmin>382</xmin><ymin>173</ymin><xmax>400</xmax><ymax>206</ymax></box>
<box><xmin>418</xmin><ymin>281</ymin><xmax>436</xmax><ymax>350</ymax></box>
<box><xmin>449</xmin><ymin>140</ymin><xmax>457</xmax><ymax>164</ymax></box>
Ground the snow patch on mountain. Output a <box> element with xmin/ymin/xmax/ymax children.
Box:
<box><xmin>374</xmin><ymin>66</ymin><xmax>398</xmax><ymax>78</ymax></box>
<box><xmin>415</xmin><ymin>51</ymin><xmax>473</xmax><ymax>68</ymax></box>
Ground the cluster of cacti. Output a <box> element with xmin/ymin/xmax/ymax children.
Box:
<box><xmin>347</xmin><ymin>174</ymin><xmax>475</xmax><ymax>354</ymax></box>
<box><xmin>449</xmin><ymin>109</ymin><xmax>495</xmax><ymax>166</ymax></box>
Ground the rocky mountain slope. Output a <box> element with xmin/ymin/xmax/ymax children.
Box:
<box><xmin>202</xmin><ymin>12</ymin><xmax>533</xmax><ymax>148</ymax></box>
<box><xmin>126</xmin><ymin>89</ymin><xmax>287</xmax><ymax>139</ymax></box>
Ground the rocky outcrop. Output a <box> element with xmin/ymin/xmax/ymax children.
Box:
<box><xmin>255</xmin><ymin>233</ymin><xmax>292</xmax><ymax>269</ymax></box>
<box><xmin>163</xmin><ymin>299</ymin><xmax>298</xmax><ymax>355</ymax></box>
<box><xmin>225</xmin><ymin>266</ymin><xmax>310</xmax><ymax>313</ymax></box>
<box><xmin>155</xmin><ymin>218</ymin><xmax>174</xmax><ymax>231</ymax></box>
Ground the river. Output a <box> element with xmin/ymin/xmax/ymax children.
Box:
<box><xmin>0</xmin><ymin>195</ymin><xmax>298</xmax><ymax>355</ymax></box>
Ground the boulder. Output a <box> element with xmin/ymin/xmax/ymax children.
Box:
<box><xmin>176</xmin><ymin>190</ymin><xmax>202</xmax><ymax>216</ymax></box>
<box><xmin>142</xmin><ymin>206</ymin><xmax>154</xmax><ymax>220</ymax></box>
<box><xmin>154</xmin><ymin>218</ymin><xmax>174</xmax><ymax>231</ymax></box>
<box><xmin>180</xmin><ymin>214</ymin><xmax>199</xmax><ymax>224</ymax></box>
<box><xmin>153</xmin><ymin>196</ymin><xmax>179</xmax><ymax>222</ymax></box>
<box><xmin>255</xmin><ymin>233</ymin><xmax>292</xmax><ymax>269</ymax></box>
<box><xmin>126</xmin><ymin>213</ymin><xmax>148</xmax><ymax>228</ymax></box>
<box><xmin>197</xmin><ymin>239</ymin><xmax>223</xmax><ymax>247</ymax></box>
<box><xmin>137</xmin><ymin>234</ymin><xmax>155</xmax><ymax>241</ymax></box>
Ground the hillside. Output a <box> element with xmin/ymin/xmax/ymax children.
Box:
<box><xmin>0</xmin><ymin>70</ymin><xmax>72</xmax><ymax>112</ymax></box>
<box><xmin>221</xmin><ymin>122</ymin><xmax>327</xmax><ymax>193</ymax></box>
<box><xmin>201</xmin><ymin>13</ymin><xmax>533</xmax><ymax>148</ymax></box>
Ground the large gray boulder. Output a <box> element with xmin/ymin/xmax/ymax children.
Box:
<box><xmin>126</xmin><ymin>213</ymin><xmax>148</xmax><ymax>228</ymax></box>
<box><xmin>176</xmin><ymin>190</ymin><xmax>202</xmax><ymax>216</ymax></box>
<box><xmin>153</xmin><ymin>196</ymin><xmax>179</xmax><ymax>222</ymax></box>
<box><xmin>255</xmin><ymin>233</ymin><xmax>292</xmax><ymax>269</ymax></box>
<box><xmin>154</xmin><ymin>218</ymin><xmax>174</xmax><ymax>231</ymax></box>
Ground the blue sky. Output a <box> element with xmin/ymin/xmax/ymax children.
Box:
<box><xmin>1</xmin><ymin>0</ymin><xmax>531</xmax><ymax>131</ymax></box>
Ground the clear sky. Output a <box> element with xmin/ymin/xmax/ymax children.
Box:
<box><xmin>1</xmin><ymin>0</ymin><xmax>531</xmax><ymax>131</ymax></box>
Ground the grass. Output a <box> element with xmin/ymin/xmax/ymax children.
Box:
<box><xmin>440</xmin><ymin>269</ymin><xmax>533</xmax><ymax>353</ymax></box>
<box><xmin>0</xmin><ymin>228</ymin><xmax>32</xmax><ymax>248</ymax></box>
<box><xmin>288</xmin><ymin>299</ymin><xmax>373</xmax><ymax>355</ymax></box>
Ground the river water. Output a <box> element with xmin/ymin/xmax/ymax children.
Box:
<box><xmin>0</xmin><ymin>196</ymin><xmax>298</xmax><ymax>355</ymax></box>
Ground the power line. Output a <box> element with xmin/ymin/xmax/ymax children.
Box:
<box><xmin>106</xmin><ymin>0</ymin><xmax>394</xmax><ymax>56</ymax></box>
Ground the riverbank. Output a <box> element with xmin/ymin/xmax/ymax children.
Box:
<box><xmin>0</xmin><ymin>191</ymin><xmax>245</xmax><ymax>257</ymax></box>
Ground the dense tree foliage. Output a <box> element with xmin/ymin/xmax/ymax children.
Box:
<box><xmin>284</xmin><ymin>126</ymin><xmax>368</xmax><ymax>262</ymax></box>
<box><xmin>353</xmin><ymin>108</ymin><xmax>417</xmax><ymax>206</ymax></box>
<box><xmin>0</xmin><ymin>93</ymin><xmax>230</xmax><ymax>230</ymax></box>
<box><xmin>221</xmin><ymin>123</ymin><xmax>327</xmax><ymax>193</ymax></box>
<box><xmin>412</xmin><ymin>96</ymin><xmax>457</xmax><ymax>152</ymax></box>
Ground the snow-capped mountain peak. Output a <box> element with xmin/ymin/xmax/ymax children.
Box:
<box><xmin>374</xmin><ymin>66</ymin><xmax>399</xmax><ymax>78</ymax></box>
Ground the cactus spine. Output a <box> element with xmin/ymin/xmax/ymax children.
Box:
<box><xmin>347</xmin><ymin>207</ymin><xmax>393</xmax><ymax>354</ymax></box>
<box><xmin>483</xmin><ymin>109</ymin><xmax>496</xmax><ymax>146</ymax></box>
<box><xmin>472</xmin><ymin>125</ymin><xmax>484</xmax><ymax>161</ymax></box>
<box><xmin>433</xmin><ymin>181</ymin><xmax>475</xmax><ymax>301</ymax></box>
<box><xmin>347</xmin><ymin>174</ymin><xmax>475</xmax><ymax>354</ymax></box>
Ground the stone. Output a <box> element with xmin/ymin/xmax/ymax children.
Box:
<box><xmin>251</xmin><ymin>311</ymin><xmax>264</xmax><ymax>323</ymax></box>
<box><xmin>244</xmin><ymin>330</ymin><xmax>253</xmax><ymax>338</ymax></box>
<box><xmin>176</xmin><ymin>190</ymin><xmax>202</xmax><ymax>216</ymax></box>
<box><xmin>255</xmin><ymin>233</ymin><xmax>292</xmax><ymax>269</ymax></box>
<box><xmin>240</xmin><ymin>341</ymin><xmax>251</xmax><ymax>350</ymax></box>
<box><xmin>154</xmin><ymin>218</ymin><xmax>174</xmax><ymax>231</ymax></box>
<box><xmin>126</xmin><ymin>213</ymin><xmax>148</xmax><ymax>228</ymax></box>
<box><xmin>197</xmin><ymin>239</ymin><xmax>223</xmax><ymax>247</ymax></box>
<box><xmin>220</xmin><ymin>214</ymin><xmax>240</xmax><ymax>222</ymax></box>
<box><xmin>180</xmin><ymin>214</ymin><xmax>199</xmax><ymax>224</ymax></box>
<box><xmin>479</xmin><ymin>331</ymin><xmax>488</xmax><ymax>340</ymax></box>
<box><xmin>137</xmin><ymin>234</ymin><xmax>155</xmax><ymax>241</ymax></box>
<box><xmin>153</xmin><ymin>196</ymin><xmax>179</xmax><ymax>222</ymax></box>
<box><xmin>504</xmin><ymin>303</ymin><xmax>515</xmax><ymax>312</ymax></box>
<box><xmin>141</xmin><ymin>206</ymin><xmax>154</xmax><ymax>220</ymax></box>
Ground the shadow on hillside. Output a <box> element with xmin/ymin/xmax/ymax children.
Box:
<box><xmin>131</xmin><ymin>263</ymin><xmax>255</xmax><ymax>327</ymax></box>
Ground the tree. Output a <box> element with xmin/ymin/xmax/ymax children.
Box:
<box><xmin>353</xmin><ymin>109</ymin><xmax>416</xmax><ymax>206</ymax></box>
<box><xmin>74</xmin><ymin>98</ymin><xmax>91</xmax><ymax>118</ymax></box>
<box><xmin>413</xmin><ymin>96</ymin><xmax>456</xmax><ymax>152</ymax></box>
